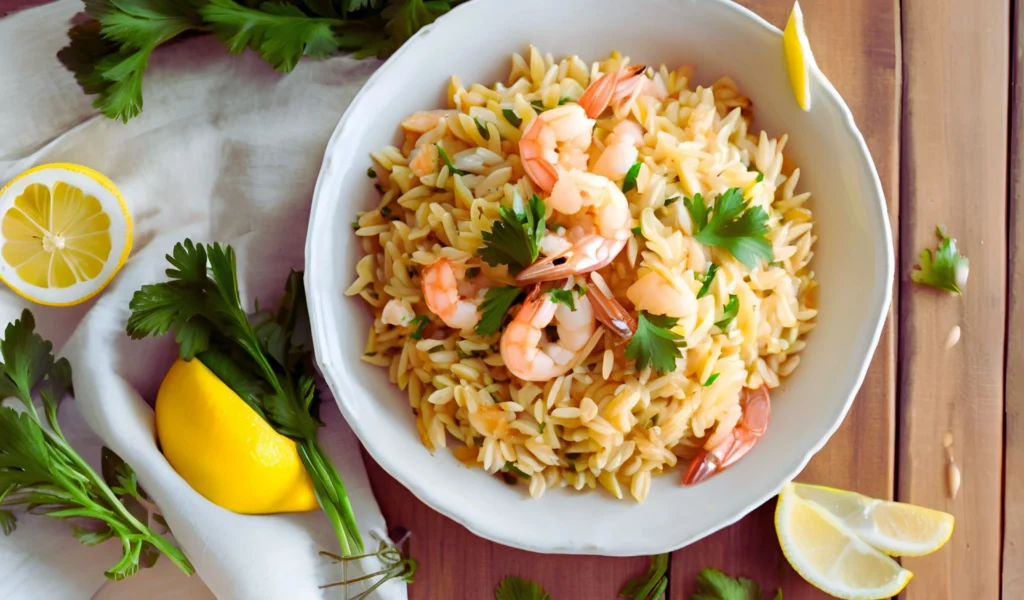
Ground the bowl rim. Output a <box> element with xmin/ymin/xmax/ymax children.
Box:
<box><xmin>305</xmin><ymin>0</ymin><xmax>895</xmax><ymax>555</ymax></box>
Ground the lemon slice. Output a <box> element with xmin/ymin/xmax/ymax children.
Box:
<box><xmin>789</xmin><ymin>482</ymin><xmax>954</xmax><ymax>556</ymax></box>
<box><xmin>783</xmin><ymin>1</ymin><xmax>815</xmax><ymax>110</ymax></box>
<box><xmin>0</xmin><ymin>164</ymin><xmax>132</xmax><ymax>306</ymax></box>
<box><xmin>776</xmin><ymin>483</ymin><xmax>913</xmax><ymax>599</ymax></box>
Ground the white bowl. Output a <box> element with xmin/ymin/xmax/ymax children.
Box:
<box><xmin>305</xmin><ymin>0</ymin><xmax>893</xmax><ymax>555</ymax></box>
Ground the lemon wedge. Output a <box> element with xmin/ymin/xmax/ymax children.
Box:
<box><xmin>0</xmin><ymin>164</ymin><xmax>132</xmax><ymax>306</ymax></box>
<box><xmin>776</xmin><ymin>483</ymin><xmax>914</xmax><ymax>599</ymax></box>
<box><xmin>788</xmin><ymin>482</ymin><xmax>955</xmax><ymax>556</ymax></box>
<box><xmin>783</xmin><ymin>1</ymin><xmax>815</xmax><ymax>110</ymax></box>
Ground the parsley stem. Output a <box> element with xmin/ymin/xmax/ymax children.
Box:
<box><xmin>298</xmin><ymin>439</ymin><xmax>364</xmax><ymax>555</ymax></box>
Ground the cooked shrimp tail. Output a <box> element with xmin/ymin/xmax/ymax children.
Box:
<box><xmin>683</xmin><ymin>385</ymin><xmax>771</xmax><ymax>485</ymax></box>
<box><xmin>586</xmin><ymin>283</ymin><xmax>636</xmax><ymax>339</ymax></box>
<box><xmin>516</xmin><ymin>234</ymin><xmax>626</xmax><ymax>284</ymax></box>
<box><xmin>577</xmin><ymin>65</ymin><xmax>647</xmax><ymax>118</ymax></box>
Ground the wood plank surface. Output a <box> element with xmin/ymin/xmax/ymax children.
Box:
<box><xmin>898</xmin><ymin>1</ymin><xmax>1009</xmax><ymax>599</ymax></box>
<box><xmin>1003</xmin><ymin>1</ymin><xmax>1023</xmax><ymax>595</ymax></box>
<box><xmin>671</xmin><ymin>0</ymin><xmax>900</xmax><ymax>596</ymax></box>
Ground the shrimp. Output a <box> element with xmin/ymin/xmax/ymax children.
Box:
<box><xmin>500</xmin><ymin>282</ymin><xmax>596</xmax><ymax>381</ymax></box>
<box><xmin>586</xmin><ymin>280</ymin><xmax>636</xmax><ymax>339</ymax></box>
<box><xmin>682</xmin><ymin>385</ymin><xmax>771</xmax><ymax>485</ymax></box>
<box><xmin>421</xmin><ymin>258</ymin><xmax>485</xmax><ymax>330</ymax></box>
<box><xmin>516</xmin><ymin>170</ymin><xmax>631</xmax><ymax>284</ymax></box>
<box><xmin>592</xmin><ymin>120</ymin><xmax>646</xmax><ymax>181</ymax></box>
<box><xmin>576</xmin><ymin>64</ymin><xmax>648</xmax><ymax>119</ymax></box>
<box><xmin>409</xmin><ymin>143</ymin><xmax>439</xmax><ymax>178</ymax></box>
<box><xmin>626</xmin><ymin>269</ymin><xmax>698</xmax><ymax>319</ymax></box>
<box><xmin>519</xmin><ymin>104</ymin><xmax>595</xmax><ymax>193</ymax></box>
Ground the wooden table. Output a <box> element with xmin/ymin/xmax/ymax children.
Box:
<box><xmin>1</xmin><ymin>0</ymin><xmax>1014</xmax><ymax>598</ymax></box>
<box><xmin>364</xmin><ymin>0</ymin><xmax>1015</xmax><ymax>598</ymax></box>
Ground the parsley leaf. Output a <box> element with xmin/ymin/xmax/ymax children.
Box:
<box><xmin>495</xmin><ymin>575</ymin><xmax>552</xmax><ymax>600</ymax></box>
<box><xmin>702</xmin><ymin>373</ymin><xmax>720</xmax><ymax>387</ymax></box>
<box><xmin>0</xmin><ymin>311</ymin><xmax>194</xmax><ymax>580</ymax></box>
<box><xmin>625</xmin><ymin>312</ymin><xmax>687</xmax><ymax>375</ymax></box>
<box><xmin>664</xmin><ymin>196</ymin><xmax>679</xmax><ymax>207</ymax></box>
<box><xmin>57</xmin><ymin>0</ymin><xmax>460</xmax><ymax>123</ymax></box>
<box><xmin>755</xmin><ymin>172</ymin><xmax>764</xmax><ymax>183</ymax></box>
<box><xmin>548</xmin><ymin>288</ymin><xmax>576</xmax><ymax>311</ymax></box>
<box><xmin>503</xmin><ymin>108</ymin><xmax>523</xmax><ymax>127</ymax></box>
<box><xmin>911</xmin><ymin>226</ymin><xmax>969</xmax><ymax>295</ymax></box>
<box><xmin>689</xmin><ymin>189</ymin><xmax>773</xmax><ymax>268</ymax></box>
<box><xmin>408</xmin><ymin>315</ymin><xmax>430</xmax><ymax>340</ymax></box>
<box><xmin>474</xmin><ymin>117</ymin><xmax>491</xmax><ymax>140</ymax></box>
<box><xmin>479</xmin><ymin>193</ymin><xmax>546</xmax><ymax>274</ymax></box>
<box><xmin>530</xmin><ymin>100</ymin><xmax>547</xmax><ymax>112</ymax></box>
<box><xmin>575</xmin><ymin>282</ymin><xmax>588</xmax><ymax>296</ymax></box>
<box><xmin>696</xmin><ymin>264</ymin><xmax>718</xmax><ymax>299</ymax></box>
<box><xmin>632</xmin><ymin>226</ymin><xmax>643</xmax><ymax>236</ymax></box>
<box><xmin>690</xmin><ymin>567</ymin><xmax>762</xmax><ymax>600</ymax></box>
<box><xmin>623</xmin><ymin>161</ymin><xmax>642</xmax><ymax>193</ymax></box>
<box><xmin>501</xmin><ymin>461</ymin><xmax>532</xmax><ymax>479</ymax></box>
<box><xmin>620</xmin><ymin>553</ymin><xmax>669</xmax><ymax>600</ymax></box>
<box><xmin>476</xmin><ymin>287</ymin><xmax>525</xmax><ymax>336</ymax></box>
<box><xmin>715</xmin><ymin>295</ymin><xmax>739</xmax><ymax>331</ymax></box>
<box><xmin>436</xmin><ymin>143</ymin><xmax>468</xmax><ymax>176</ymax></box>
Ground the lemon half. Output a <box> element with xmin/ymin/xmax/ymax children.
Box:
<box><xmin>783</xmin><ymin>1</ymin><xmax>815</xmax><ymax>111</ymax></box>
<box><xmin>0</xmin><ymin>163</ymin><xmax>132</xmax><ymax>306</ymax></box>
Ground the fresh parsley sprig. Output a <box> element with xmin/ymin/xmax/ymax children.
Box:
<box><xmin>625</xmin><ymin>312</ymin><xmax>687</xmax><ymax>375</ymax></box>
<box><xmin>479</xmin><ymin>193</ymin><xmax>546</xmax><ymax>274</ymax></box>
<box><xmin>58</xmin><ymin>0</ymin><xmax>463</xmax><ymax>122</ymax></box>
<box><xmin>0</xmin><ymin>311</ymin><xmax>194</xmax><ymax>581</ymax></box>
<box><xmin>686</xmin><ymin>188</ymin><xmax>773</xmax><ymax>268</ymax></box>
<box><xmin>691</xmin><ymin>567</ymin><xmax>781</xmax><ymax>600</ymax></box>
<box><xmin>714</xmin><ymin>295</ymin><xmax>739</xmax><ymax>331</ymax></box>
<box><xmin>619</xmin><ymin>553</ymin><xmax>669</xmax><ymax>600</ymax></box>
<box><xmin>126</xmin><ymin>240</ymin><xmax>364</xmax><ymax>555</ymax></box>
<box><xmin>911</xmin><ymin>226</ymin><xmax>969</xmax><ymax>295</ymax></box>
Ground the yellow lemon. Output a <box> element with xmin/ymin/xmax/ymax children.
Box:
<box><xmin>776</xmin><ymin>483</ymin><xmax>919</xmax><ymax>599</ymax></box>
<box><xmin>783</xmin><ymin>1</ymin><xmax>815</xmax><ymax>110</ymax></box>
<box><xmin>0</xmin><ymin>163</ymin><xmax>132</xmax><ymax>306</ymax></box>
<box><xmin>156</xmin><ymin>358</ymin><xmax>318</xmax><ymax>514</ymax></box>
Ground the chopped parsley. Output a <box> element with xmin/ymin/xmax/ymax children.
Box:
<box><xmin>696</xmin><ymin>264</ymin><xmax>718</xmax><ymax>299</ymax></box>
<box><xmin>351</xmin><ymin>217</ymin><xmax>361</xmax><ymax>230</ymax></box>
<box><xmin>366</xmin><ymin>167</ymin><xmax>376</xmax><ymax>178</ymax></box>
<box><xmin>686</xmin><ymin>188</ymin><xmax>773</xmax><ymax>268</ymax></box>
<box><xmin>631</xmin><ymin>226</ymin><xmax>643</xmax><ymax>236</ymax></box>
<box><xmin>702</xmin><ymin>373</ymin><xmax>720</xmax><ymax>387</ymax></box>
<box><xmin>464</xmin><ymin>267</ymin><xmax>480</xmax><ymax>279</ymax></box>
<box><xmin>574</xmin><ymin>282</ymin><xmax>588</xmax><ymax>296</ymax></box>
<box><xmin>475</xmin><ymin>286</ymin><xmax>525</xmax><ymax>336</ymax></box>
<box><xmin>408</xmin><ymin>315</ymin><xmax>430</xmax><ymax>340</ymax></box>
<box><xmin>625</xmin><ymin>312</ymin><xmax>687</xmax><ymax>375</ymax></box>
<box><xmin>558</xmin><ymin>96</ymin><xmax>574</xmax><ymax>105</ymax></box>
<box><xmin>380</xmin><ymin>205</ymin><xmax>392</xmax><ymax>217</ymax></box>
<box><xmin>911</xmin><ymin>226</ymin><xmax>969</xmax><ymax>295</ymax></box>
<box><xmin>663</xmin><ymin>196</ymin><xmax>679</xmax><ymax>207</ymax></box>
<box><xmin>503</xmin><ymin>108</ymin><xmax>522</xmax><ymax>127</ymax></box>
<box><xmin>501</xmin><ymin>461</ymin><xmax>531</xmax><ymax>479</ymax></box>
<box><xmin>538</xmin><ymin>422</ymin><xmax>546</xmax><ymax>434</ymax></box>
<box><xmin>623</xmin><ymin>161</ymin><xmax>643</xmax><ymax>193</ymax></box>
<box><xmin>756</xmin><ymin>172</ymin><xmax>764</xmax><ymax>183</ymax></box>
<box><xmin>436</xmin><ymin>144</ymin><xmax>468</xmax><ymax>176</ymax></box>
<box><xmin>473</xmin><ymin>116</ymin><xmax>491</xmax><ymax>140</ymax></box>
<box><xmin>478</xmin><ymin>193</ymin><xmax>546</xmax><ymax>274</ymax></box>
<box><xmin>530</xmin><ymin>100</ymin><xmax>546</xmax><ymax>112</ymax></box>
<box><xmin>548</xmin><ymin>288</ymin><xmax>577</xmax><ymax>311</ymax></box>
<box><xmin>714</xmin><ymin>295</ymin><xmax>739</xmax><ymax>331</ymax></box>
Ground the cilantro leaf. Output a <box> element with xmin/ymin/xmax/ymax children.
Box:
<box><xmin>623</xmin><ymin>161</ymin><xmax>642</xmax><ymax>193</ymax></box>
<box><xmin>702</xmin><ymin>373</ymin><xmax>720</xmax><ymax>387</ymax></box>
<box><xmin>408</xmin><ymin>315</ymin><xmax>431</xmax><ymax>340</ymax></box>
<box><xmin>625</xmin><ymin>312</ymin><xmax>686</xmax><ymax>375</ymax></box>
<box><xmin>548</xmin><ymin>288</ymin><xmax>577</xmax><ymax>311</ymax></box>
<box><xmin>436</xmin><ymin>144</ymin><xmax>468</xmax><ymax>176</ymax></box>
<box><xmin>476</xmin><ymin>287</ymin><xmax>525</xmax><ymax>336</ymax></box>
<box><xmin>911</xmin><ymin>226</ymin><xmax>969</xmax><ymax>295</ymax></box>
<box><xmin>503</xmin><ymin>108</ymin><xmax>523</xmax><ymax>127</ymax></box>
<box><xmin>495</xmin><ymin>575</ymin><xmax>552</xmax><ymax>600</ymax></box>
<box><xmin>619</xmin><ymin>553</ymin><xmax>669</xmax><ymax>600</ymax></box>
<box><xmin>696</xmin><ymin>264</ymin><xmax>718</xmax><ymax>299</ymax></box>
<box><xmin>714</xmin><ymin>295</ymin><xmax>739</xmax><ymax>331</ymax></box>
<box><xmin>479</xmin><ymin>193</ymin><xmax>546</xmax><ymax>274</ymax></box>
<box><xmin>690</xmin><ymin>567</ymin><xmax>762</xmax><ymax>600</ymax></box>
<box><xmin>691</xmin><ymin>189</ymin><xmax>774</xmax><ymax>268</ymax></box>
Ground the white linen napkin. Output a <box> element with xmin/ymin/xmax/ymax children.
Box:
<box><xmin>0</xmin><ymin>2</ymin><xmax>405</xmax><ymax>598</ymax></box>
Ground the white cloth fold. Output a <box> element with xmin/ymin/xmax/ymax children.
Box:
<box><xmin>0</xmin><ymin>2</ymin><xmax>401</xmax><ymax>598</ymax></box>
